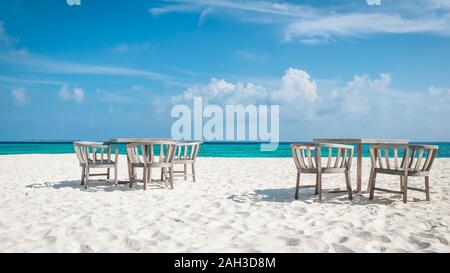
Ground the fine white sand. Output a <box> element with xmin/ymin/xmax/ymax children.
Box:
<box><xmin>0</xmin><ymin>154</ymin><xmax>449</xmax><ymax>253</ymax></box>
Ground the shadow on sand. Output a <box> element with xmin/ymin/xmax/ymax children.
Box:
<box><xmin>26</xmin><ymin>180</ymin><xmax>167</xmax><ymax>192</ymax></box>
<box><xmin>228</xmin><ymin>186</ymin><xmax>397</xmax><ymax>205</ymax></box>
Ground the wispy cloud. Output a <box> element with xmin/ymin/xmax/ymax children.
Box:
<box><xmin>235</xmin><ymin>49</ymin><xmax>266</xmax><ymax>61</ymax></box>
<box><xmin>150</xmin><ymin>0</ymin><xmax>316</xmax><ymax>18</ymax></box>
<box><xmin>285</xmin><ymin>13</ymin><xmax>450</xmax><ymax>42</ymax></box>
<box><xmin>0</xmin><ymin>49</ymin><xmax>175</xmax><ymax>83</ymax></box>
<box><xmin>109</xmin><ymin>42</ymin><xmax>152</xmax><ymax>53</ymax></box>
<box><xmin>0</xmin><ymin>21</ymin><xmax>17</xmax><ymax>46</ymax></box>
<box><xmin>150</xmin><ymin>0</ymin><xmax>450</xmax><ymax>44</ymax></box>
<box><xmin>0</xmin><ymin>75</ymin><xmax>66</xmax><ymax>86</ymax></box>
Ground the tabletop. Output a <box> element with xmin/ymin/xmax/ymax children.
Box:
<box><xmin>107</xmin><ymin>138</ymin><xmax>177</xmax><ymax>144</ymax></box>
<box><xmin>313</xmin><ymin>138</ymin><xmax>408</xmax><ymax>144</ymax></box>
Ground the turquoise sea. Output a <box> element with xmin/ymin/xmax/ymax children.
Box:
<box><xmin>0</xmin><ymin>142</ymin><xmax>449</xmax><ymax>158</ymax></box>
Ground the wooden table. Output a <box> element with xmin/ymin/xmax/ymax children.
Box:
<box><xmin>106</xmin><ymin>138</ymin><xmax>177</xmax><ymax>183</ymax></box>
<box><xmin>107</xmin><ymin>138</ymin><xmax>176</xmax><ymax>144</ymax></box>
<box><xmin>313</xmin><ymin>138</ymin><xmax>408</xmax><ymax>193</ymax></box>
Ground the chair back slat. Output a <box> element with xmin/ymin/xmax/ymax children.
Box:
<box><xmin>377</xmin><ymin>148</ymin><xmax>384</xmax><ymax>169</ymax></box>
<box><xmin>425</xmin><ymin>149</ymin><xmax>438</xmax><ymax>171</ymax></box>
<box><xmin>393</xmin><ymin>148</ymin><xmax>399</xmax><ymax>170</ymax></box>
<box><xmin>408</xmin><ymin>149</ymin><xmax>416</xmax><ymax>168</ymax></box>
<box><xmin>334</xmin><ymin>148</ymin><xmax>341</xmax><ymax>168</ymax></box>
<box><xmin>384</xmin><ymin>149</ymin><xmax>391</xmax><ymax>170</ymax></box>
<box><xmin>340</xmin><ymin>149</ymin><xmax>347</xmax><ymax>168</ymax></box>
<box><xmin>326</xmin><ymin>147</ymin><xmax>332</xmax><ymax>168</ymax></box>
<box><xmin>414</xmin><ymin>148</ymin><xmax>424</xmax><ymax>172</ymax></box>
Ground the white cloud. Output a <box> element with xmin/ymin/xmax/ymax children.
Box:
<box><xmin>173</xmin><ymin>78</ymin><xmax>268</xmax><ymax>105</ymax></box>
<box><xmin>58</xmin><ymin>85</ymin><xmax>84</xmax><ymax>103</ymax></box>
<box><xmin>11</xmin><ymin>88</ymin><xmax>30</xmax><ymax>106</ymax></box>
<box><xmin>366</xmin><ymin>0</ymin><xmax>382</xmax><ymax>6</ymax></box>
<box><xmin>271</xmin><ymin>68</ymin><xmax>317</xmax><ymax>103</ymax></box>
<box><xmin>171</xmin><ymin>68</ymin><xmax>450</xmax><ymax>139</ymax></box>
<box><xmin>429</xmin><ymin>85</ymin><xmax>450</xmax><ymax>96</ymax></box>
<box><xmin>66</xmin><ymin>0</ymin><xmax>81</xmax><ymax>6</ymax></box>
<box><xmin>328</xmin><ymin>73</ymin><xmax>391</xmax><ymax>117</ymax></box>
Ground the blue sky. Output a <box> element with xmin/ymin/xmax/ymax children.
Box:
<box><xmin>0</xmin><ymin>0</ymin><xmax>450</xmax><ymax>141</ymax></box>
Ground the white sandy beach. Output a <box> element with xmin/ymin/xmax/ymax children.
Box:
<box><xmin>0</xmin><ymin>154</ymin><xmax>449</xmax><ymax>253</ymax></box>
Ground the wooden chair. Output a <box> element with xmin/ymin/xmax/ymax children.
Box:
<box><xmin>368</xmin><ymin>144</ymin><xmax>438</xmax><ymax>203</ymax></box>
<box><xmin>73</xmin><ymin>141</ymin><xmax>118</xmax><ymax>189</ymax></box>
<box><xmin>172</xmin><ymin>141</ymin><xmax>201</xmax><ymax>182</ymax></box>
<box><xmin>291</xmin><ymin>143</ymin><xmax>354</xmax><ymax>202</ymax></box>
<box><xmin>126</xmin><ymin>141</ymin><xmax>177</xmax><ymax>190</ymax></box>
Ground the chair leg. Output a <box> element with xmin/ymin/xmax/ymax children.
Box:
<box><xmin>369</xmin><ymin>170</ymin><xmax>377</xmax><ymax>201</ymax></box>
<box><xmin>192</xmin><ymin>163</ymin><xmax>196</xmax><ymax>182</ymax></box>
<box><xmin>114</xmin><ymin>165</ymin><xmax>118</xmax><ymax>186</ymax></box>
<box><xmin>169</xmin><ymin>167</ymin><xmax>174</xmax><ymax>189</ymax></box>
<box><xmin>400</xmin><ymin>175</ymin><xmax>404</xmax><ymax>192</ymax></box>
<box><xmin>345</xmin><ymin>171</ymin><xmax>353</xmax><ymax>200</ymax></box>
<box><xmin>403</xmin><ymin>175</ymin><xmax>408</xmax><ymax>203</ymax></box>
<box><xmin>368</xmin><ymin>168</ymin><xmax>374</xmax><ymax>193</ymax></box>
<box><xmin>425</xmin><ymin>176</ymin><xmax>430</xmax><ymax>201</ymax></box>
<box><xmin>85</xmin><ymin>167</ymin><xmax>90</xmax><ymax>190</ymax></box>
<box><xmin>184</xmin><ymin>164</ymin><xmax>187</xmax><ymax>181</ymax></box>
<box><xmin>80</xmin><ymin>166</ymin><xmax>85</xmax><ymax>185</ymax></box>
<box><xmin>143</xmin><ymin>167</ymin><xmax>148</xmax><ymax>190</ymax></box>
<box><xmin>314</xmin><ymin>174</ymin><xmax>319</xmax><ymax>195</ymax></box>
<box><xmin>294</xmin><ymin>172</ymin><xmax>300</xmax><ymax>200</ymax></box>
<box><xmin>107</xmin><ymin>168</ymin><xmax>110</xmax><ymax>180</ymax></box>
<box><xmin>318</xmin><ymin>173</ymin><xmax>322</xmax><ymax>202</ymax></box>
<box><xmin>129</xmin><ymin>166</ymin><xmax>134</xmax><ymax>188</ymax></box>
<box><xmin>160</xmin><ymin>168</ymin><xmax>164</xmax><ymax>181</ymax></box>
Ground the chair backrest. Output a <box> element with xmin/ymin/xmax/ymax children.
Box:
<box><xmin>291</xmin><ymin>143</ymin><xmax>353</xmax><ymax>170</ymax></box>
<box><xmin>127</xmin><ymin>141</ymin><xmax>177</xmax><ymax>165</ymax></box>
<box><xmin>126</xmin><ymin>144</ymin><xmax>143</xmax><ymax>165</ymax></box>
<box><xmin>369</xmin><ymin>144</ymin><xmax>438</xmax><ymax>173</ymax></box>
<box><xmin>316</xmin><ymin>143</ymin><xmax>354</xmax><ymax>169</ymax></box>
<box><xmin>73</xmin><ymin>141</ymin><xmax>106</xmax><ymax>165</ymax></box>
<box><xmin>291</xmin><ymin>143</ymin><xmax>317</xmax><ymax>170</ymax></box>
<box><xmin>174</xmin><ymin>141</ymin><xmax>201</xmax><ymax>161</ymax></box>
<box><xmin>408</xmin><ymin>145</ymin><xmax>439</xmax><ymax>172</ymax></box>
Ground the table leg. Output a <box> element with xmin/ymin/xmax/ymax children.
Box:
<box><xmin>357</xmin><ymin>143</ymin><xmax>362</xmax><ymax>193</ymax></box>
<box><xmin>127</xmin><ymin>155</ymin><xmax>133</xmax><ymax>182</ymax></box>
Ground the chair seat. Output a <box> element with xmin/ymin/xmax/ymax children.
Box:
<box><xmin>87</xmin><ymin>159</ymin><xmax>116</xmax><ymax>168</ymax></box>
<box><xmin>132</xmin><ymin>162</ymin><xmax>172</xmax><ymax>168</ymax></box>
<box><xmin>299</xmin><ymin>167</ymin><xmax>347</xmax><ymax>174</ymax></box>
<box><xmin>374</xmin><ymin>168</ymin><xmax>429</xmax><ymax>176</ymax></box>
<box><xmin>172</xmin><ymin>159</ymin><xmax>195</xmax><ymax>164</ymax></box>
